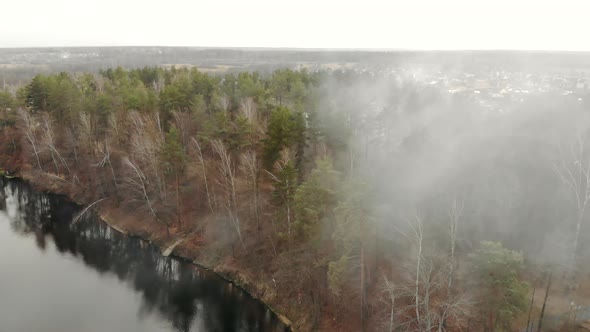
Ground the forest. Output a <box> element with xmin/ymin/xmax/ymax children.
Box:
<box><xmin>1</xmin><ymin>65</ymin><xmax>590</xmax><ymax>331</ymax></box>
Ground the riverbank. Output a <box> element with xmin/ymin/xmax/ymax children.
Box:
<box><xmin>4</xmin><ymin>168</ymin><xmax>295</xmax><ymax>331</ymax></box>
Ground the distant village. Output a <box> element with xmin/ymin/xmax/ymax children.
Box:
<box><xmin>1</xmin><ymin>48</ymin><xmax>590</xmax><ymax>114</ymax></box>
<box><xmin>422</xmin><ymin>69</ymin><xmax>589</xmax><ymax>111</ymax></box>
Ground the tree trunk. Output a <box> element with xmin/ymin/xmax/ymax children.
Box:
<box><xmin>526</xmin><ymin>287</ymin><xmax>536</xmax><ymax>332</ymax></box>
<box><xmin>176</xmin><ymin>171</ymin><xmax>182</xmax><ymax>228</ymax></box>
<box><xmin>286</xmin><ymin>201</ymin><xmax>292</xmax><ymax>236</ymax></box>
<box><xmin>253</xmin><ymin>184</ymin><xmax>260</xmax><ymax>237</ymax></box>
<box><xmin>31</xmin><ymin>139</ymin><xmax>43</xmax><ymax>171</ymax></box>
<box><xmin>572</xmin><ymin>211</ymin><xmax>583</xmax><ymax>268</ymax></box>
<box><xmin>192</xmin><ymin>138</ymin><xmax>213</xmax><ymax>213</ymax></box>
<box><xmin>360</xmin><ymin>242</ymin><xmax>366</xmax><ymax>332</ymax></box>
<box><xmin>537</xmin><ymin>271</ymin><xmax>552</xmax><ymax>332</ymax></box>
<box><xmin>415</xmin><ymin>228</ymin><xmax>423</xmax><ymax>329</ymax></box>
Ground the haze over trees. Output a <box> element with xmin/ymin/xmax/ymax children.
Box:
<box><xmin>1</xmin><ymin>62</ymin><xmax>590</xmax><ymax>331</ymax></box>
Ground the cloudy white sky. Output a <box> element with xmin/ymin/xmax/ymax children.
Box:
<box><xmin>1</xmin><ymin>0</ymin><xmax>589</xmax><ymax>50</ymax></box>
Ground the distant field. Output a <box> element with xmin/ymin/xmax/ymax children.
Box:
<box><xmin>2</xmin><ymin>47</ymin><xmax>590</xmax><ymax>84</ymax></box>
<box><xmin>161</xmin><ymin>64</ymin><xmax>241</xmax><ymax>73</ymax></box>
<box><xmin>296</xmin><ymin>62</ymin><xmax>356</xmax><ymax>70</ymax></box>
<box><xmin>0</xmin><ymin>63</ymin><xmax>52</xmax><ymax>70</ymax></box>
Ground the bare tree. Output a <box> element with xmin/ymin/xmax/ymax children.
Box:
<box><xmin>239</xmin><ymin>97</ymin><xmax>257</xmax><ymax>124</ymax></box>
<box><xmin>410</xmin><ymin>214</ymin><xmax>424</xmax><ymax>328</ymax></box>
<box><xmin>65</xmin><ymin>128</ymin><xmax>79</xmax><ymax>165</ymax></box>
<box><xmin>79</xmin><ymin>111</ymin><xmax>95</xmax><ymax>152</ymax></box>
<box><xmin>420</xmin><ymin>256</ymin><xmax>437</xmax><ymax>331</ymax></box>
<box><xmin>122</xmin><ymin>157</ymin><xmax>165</xmax><ymax>232</ymax></box>
<box><xmin>108</xmin><ymin>113</ymin><xmax>122</xmax><ymax>147</ymax></box>
<box><xmin>537</xmin><ymin>271</ymin><xmax>552</xmax><ymax>332</ymax></box>
<box><xmin>240</xmin><ymin>150</ymin><xmax>261</xmax><ymax>235</ymax></box>
<box><xmin>447</xmin><ymin>198</ymin><xmax>461</xmax><ymax>290</ymax></box>
<box><xmin>379</xmin><ymin>274</ymin><xmax>416</xmax><ymax>332</ymax></box>
<box><xmin>18</xmin><ymin>108</ymin><xmax>43</xmax><ymax>171</ymax></box>
<box><xmin>94</xmin><ymin>140</ymin><xmax>118</xmax><ymax>190</ymax></box>
<box><xmin>381</xmin><ymin>275</ymin><xmax>400</xmax><ymax>332</ymax></box>
<box><xmin>239</xmin><ymin>97</ymin><xmax>266</xmax><ymax>135</ymax></box>
<box><xmin>40</xmin><ymin>113</ymin><xmax>70</xmax><ymax>175</ymax></box>
<box><xmin>438</xmin><ymin>197</ymin><xmax>463</xmax><ymax>331</ymax></box>
<box><xmin>526</xmin><ymin>287</ymin><xmax>536</xmax><ymax>332</ymax></box>
<box><xmin>211</xmin><ymin>139</ymin><xmax>243</xmax><ymax>247</ymax></box>
<box><xmin>405</xmin><ymin>255</ymin><xmax>473</xmax><ymax>332</ymax></box>
<box><xmin>391</xmin><ymin>213</ymin><xmax>425</xmax><ymax>330</ymax></box>
<box><xmin>435</xmin><ymin>292</ymin><xmax>474</xmax><ymax>332</ymax></box>
<box><xmin>553</xmin><ymin>130</ymin><xmax>590</xmax><ymax>268</ymax></box>
<box><xmin>127</xmin><ymin>111</ymin><xmax>165</xmax><ymax>199</ymax></box>
<box><xmin>390</xmin><ymin>212</ymin><xmax>473</xmax><ymax>332</ymax></box>
<box><xmin>172</xmin><ymin>111</ymin><xmax>191</xmax><ymax>147</ymax></box>
<box><xmin>191</xmin><ymin>136</ymin><xmax>214</xmax><ymax>212</ymax></box>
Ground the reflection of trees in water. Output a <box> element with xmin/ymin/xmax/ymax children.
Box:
<box><xmin>1</xmin><ymin>179</ymin><xmax>54</xmax><ymax>237</ymax></box>
<box><xmin>0</xmin><ymin>178</ymin><xmax>286</xmax><ymax>332</ymax></box>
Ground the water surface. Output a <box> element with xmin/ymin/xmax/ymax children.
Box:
<box><xmin>0</xmin><ymin>178</ymin><xmax>286</xmax><ymax>332</ymax></box>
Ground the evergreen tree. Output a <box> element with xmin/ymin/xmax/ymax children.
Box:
<box><xmin>293</xmin><ymin>157</ymin><xmax>341</xmax><ymax>239</ymax></box>
<box><xmin>470</xmin><ymin>241</ymin><xmax>529</xmax><ymax>331</ymax></box>
<box><xmin>263</xmin><ymin>106</ymin><xmax>305</xmax><ymax>169</ymax></box>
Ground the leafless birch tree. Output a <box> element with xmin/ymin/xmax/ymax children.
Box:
<box><xmin>78</xmin><ymin>111</ymin><xmax>95</xmax><ymax>154</ymax></box>
<box><xmin>211</xmin><ymin>139</ymin><xmax>243</xmax><ymax>246</ymax></box>
<box><xmin>239</xmin><ymin>97</ymin><xmax>266</xmax><ymax>136</ymax></box>
<box><xmin>122</xmin><ymin>157</ymin><xmax>164</xmax><ymax>231</ymax></box>
<box><xmin>553</xmin><ymin>130</ymin><xmax>590</xmax><ymax>268</ymax></box>
<box><xmin>390</xmin><ymin>212</ymin><xmax>473</xmax><ymax>332</ymax></box>
<box><xmin>128</xmin><ymin>111</ymin><xmax>165</xmax><ymax>199</ymax></box>
<box><xmin>94</xmin><ymin>140</ymin><xmax>118</xmax><ymax>190</ymax></box>
<box><xmin>18</xmin><ymin>108</ymin><xmax>43</xmax><ymax>171</ymax></box>
<box><xmin>191</xmin><ymin>136</ymin><xmax>214</xmax><ymax>213</ymax></box>
<box><xmin>40</xmin><ymin>113</ymin><xmax>70</xmax><ymax>175</ymax></box>
<box><xmin>240</xmin><ymin>150</ymin><xmax>261</xmax><ymax>235</ymax></box>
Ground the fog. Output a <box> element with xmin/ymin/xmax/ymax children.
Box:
<box><xmin>316</xmin><ymin>66</ymin><xmax>590</xmax><ymax>262</ymax></box>
<box><xmin>300</xmin><ymin>64</ymin><xmax>590</xmax><ymax>329</ymax></box>
<box><xmin>2</xmin><ymin>2</ymin><xmax>590</xmax><ymax>332</ymax></box>
<box><xmin>2</xmin><ymin>44</ymin><xmax>590</xmax><ymax>330</ymax></box>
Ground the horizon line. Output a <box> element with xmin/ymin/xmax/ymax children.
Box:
<box><xmin>1</xmin><ymin>45</ymin><xmax>590</xmax><ymax>53</ymax></box>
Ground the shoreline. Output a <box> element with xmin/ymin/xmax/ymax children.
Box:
<box><xmin>2</xmin><ymin>171</ymin><xmax>294</xmax><ymax>331</ymax></box>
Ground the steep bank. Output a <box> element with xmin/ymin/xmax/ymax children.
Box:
<box><xmin>4</xmin><ymin>167</ymin><xmax>295</xmax><ymax>331</ymax></box>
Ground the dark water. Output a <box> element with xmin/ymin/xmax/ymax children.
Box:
<box><xmin>0</xmin><ymin>178</ymin><xmax>287</xmax><ymax>332</ymax></box>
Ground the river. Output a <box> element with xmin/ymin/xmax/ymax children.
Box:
<box><xmin>0</xmin><ymin>177</ymin><xmax>287</xmax><ymax>332</ymax></box>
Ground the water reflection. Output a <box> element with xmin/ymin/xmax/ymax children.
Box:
<box><xmin>0</xmin><ymin>178</ymin><xmax>286</xmax><ymax>332</ymax></box>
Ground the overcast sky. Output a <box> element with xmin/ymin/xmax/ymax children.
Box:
<box><xmin>1</xmin><ymin>0</ymin><xmax>589</xmax><ymax>50</ymax></box>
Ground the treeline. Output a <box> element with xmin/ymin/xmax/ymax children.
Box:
<box><xmin>1</xmin><ymin>66</ymin><xmax>317</xmax><ymax>240</ymax></box>
<box><xmin>1</xmin><ymin>66</ymin><xmax>589</xmax><ymax>331</ymax></box>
